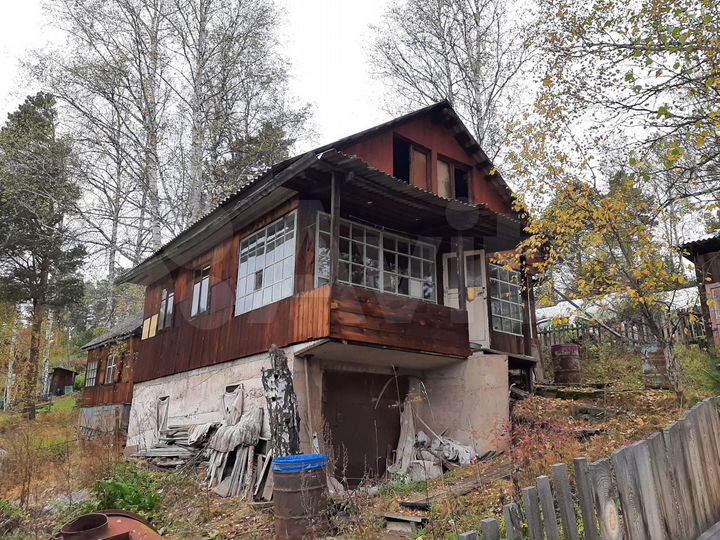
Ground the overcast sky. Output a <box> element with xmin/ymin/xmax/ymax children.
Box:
<box><xmin>0</xmin><ymin>0</ymin><xmax>392</xmax><ymax>147</ymax></box>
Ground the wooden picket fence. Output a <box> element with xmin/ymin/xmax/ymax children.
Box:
<box><xmin>458</xmin><ymin>397</ymin><xmax>720</xmax><ymax>540</ymax></box>
<box><xmin>537</xmin><ymin>310</ymin><xmax>706</xmax><ymax>362</ymax></box>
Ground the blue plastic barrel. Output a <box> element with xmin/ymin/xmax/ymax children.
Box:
<box><xmin>272</xmin><ymin>453</ymin><xmax>327</xmax><ymax>473</ymax></box>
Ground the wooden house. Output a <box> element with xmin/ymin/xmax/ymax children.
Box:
<box><xmin>79</xmin><ymin>313</ymin><xmax>143</xmax><ymax>441</ymax></box>
<box><xmin>119</xmin><ymin>101</ymin><xmax>537</xmax><ymax>480</ymax></box>
<box><xmin>47</xmin><ymin>367</ymin><xmax>76</xmax><ymax>396</ymax></box>
<box><xmin>682</xmin><ymin>235</ymin><xmax>720</xmax><ymax>348</ymax></box>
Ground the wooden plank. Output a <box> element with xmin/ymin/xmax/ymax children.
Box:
<box><xmin>632</xmin><ymin>441</ymin><xmax>666</xmax><ymax>539</ymax></box>
<box><xmin>480</xmin><ymin>518</ymin><xmax>500</xmax><ymax>540</ymax></box>
<box><xmin>611</xmin><ymin>444</ymin><xmax>648</xmax><ymax>540</ymax></box>
<box><xmin>552</xmin><ymin>463</ymin><xmax>579</xmax><ymax>540</ymax></box>
<box><xmin>536</xmin><ymin>475</ymin><xmax>561</xmax><ymax>540</ymax></box>
<box><xmin>680</xmin><ymin>408</ymin><xmax>713</xmax><ymax>531</ymax></box>
<box><xmin>646</xmin><ymin>432</ymin><xmax>684</xmax><ymax>540</ymax></box>
<box><xmin>521</xmin><ymin>485</ymin><xmax>544</xmax><ymax>540</ymax></box>
<box><xmin>503</xmin><ymin>502</ymin><xmax>523</xmax><ymax>540</ymax></box>
<box><xmin>664</xmin><ymin>422</ymin><xmax>700</xmax><ymax>538</ymax></box>
<box><xmin>698</xmin><ymin>400</ymin><xmax>720</xmax><ymax>524</ymax></box>
<box><xmin>573</xmin><ymin>458</ymin><xmax>600</xmax><ymax>540</ymax></box>
<box><xmin>400</xmin><ymin>459</ymin><xmax>512</xmax><ymax>509</ymax></box>
<box><xmin>589</xmin><ymin>458</ymin><xmax>623</xmax><ymax>540</ymax></box>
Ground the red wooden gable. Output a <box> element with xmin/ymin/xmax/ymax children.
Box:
<box><xmin>336</xmin><ymin>111</ymin><xmax>513</xmax><ymax>215</ymax></box>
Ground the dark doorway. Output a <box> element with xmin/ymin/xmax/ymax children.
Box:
<box><xmin>323</xmin><ymin>371</ymin><xmax>409</xmax><ymax>486</ymax></box>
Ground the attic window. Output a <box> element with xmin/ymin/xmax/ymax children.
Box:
<box><xmin>438</xmin><ymin>159</ymin><xmax>470</xmax><ymax>202</ymax></box>
<box><xmin>393</xmin><ymin>136</ymin><xmax>430</xmax><ymax>189</ymax></box>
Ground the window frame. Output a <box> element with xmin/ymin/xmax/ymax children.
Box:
<box><xmin>314</xmin><ymin>212</ymin><xmax>438</xmax><ymax>303</ymax></box>
<box><xmin>191</xmin><ymin>265</ymin><xmax>211</xmax><ymax>317</ymax></box>
<box><xmin>85</xmin><ymin>360</ymin><xmax>98</xmax><ymax>387</ymax></box>
<box><xmin>393</xmin><ymin>135</ymin><xmax>432</xmax><ymax>190</ymax></box>
<box><xmin>235</xmin><ymin>210</ymin><xmax>298</xmax><ymax>316</ymax></box>
<box><xmin>105</xmin><ymin>354</ymin><xmax>117</xmax><ymax>385</ymax></box>
<box><xmin>488</xmin><ymin>264</ymin><xmax>525</xmax><ymax>336</ymax></box>
<box><xmin>437</xmin><ymin>156</ymin><xmax>471</xmax><ymax>202</ymax></box>
<box><xmin>158</xmin><ymin>287</ymin><xmax>175</xmax><ymax>330</ymax></box>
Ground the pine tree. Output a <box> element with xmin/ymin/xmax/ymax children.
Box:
<box><xmin>0</xmin><ymin>93</ymin><xmax>85</xmax><ymax>419</ymax></box>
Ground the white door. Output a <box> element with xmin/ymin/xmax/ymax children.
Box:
<box><xmin>443</xmin><ymin>250</ymin><xmax>490</xmax><ymax>347</ymax></box>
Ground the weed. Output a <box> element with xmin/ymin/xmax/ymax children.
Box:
<box><xmin>677</xmin><ymin>344</ymin><xmax>720</xmax><ymax>401</ymax></box>
<box><xmin>0</xmin><ymin>499</ymin><xmax>27</xmax><ymax>536</ymax></box>
<box><xmin>91</xmin><ymin>463</ymin><xmax>162</xmax><ymax>519</ymax></box>
<box><xmin>378</xmin><ymin>479</ymin><xmax>427</xmax><ymax>496</ymax></box>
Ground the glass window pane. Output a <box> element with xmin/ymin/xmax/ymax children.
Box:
<box><xmin>398</xmin><ymin>277</ymin><xmax>409</xmax><ymax>296</ymax></box>
<box><xmin>319</xmin><ymin>213</ymin><xmax>330</xmax><ymax>232</ymax></box>
<box><xmin>384</xmin><ymin>273</ymin><xmax>396</xmax><ymax>293</ymax></box>
<box><xmin>410</xmin><ymin>258</ymin><xmax>421</xmax><ymax>278</ymax></box>
<box><xmin>398</xmin><ymin>255</ymin><xmax>409</xmax><ymax>276</ymax></box>
<box><xmin>351</xmin><ymin>241</ymin><xmax>363</xmax><ymax>264</ymax></box>
<box><xmin>281</xmin><ymin>278</ymin><xmax>293</xmax><ymax>298</ymax></box>
<box><xmin>339</xmin><ymin>261</ymin><xmax>349</xmax><ymax>282</ymax></box>
<box><xmin>466</xmin><ymin>255</ymin><xmax>484</xmax><ymax>288</ymax></box>
<box><xmin>410</xmin><ymin>279</ymin><xmax>423</xmax><ymax>298</ymax></box>
<box><xmin>366</xmin><ymin>268</ymin><xmax>379</xmax><ymax>289</ymax></box>
<box><xmin>200</xmin><ymin>277</ymin><xmax>210</xmax><ymax>311</ymax></box>
<box><xmin>340</xmin><ymin>222</ymin><xmax>350</xmax><ymax>238</ymax></box>
<box><xmin>351</xmin><ymin>264</ymin><xmax>364</xmax><ymax>285</ymax></box>
<box><xmin>192</xmin><ymin>282</ymin><xmax>201</xmax><ymax>315</ymax></box>
<box><xmin>340</xmin><ymin>238</ymin><xmax>350</xmax><ymax>261</ymax></box>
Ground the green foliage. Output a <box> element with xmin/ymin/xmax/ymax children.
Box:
<box><xmin>0</xmin><ymin>92</ymin><xmax>85</xmax><ymax>308</ymax></box>
<box><xmin>73</xmin><ymin>374</ymin><xmax>85</xmax><ymax>391</ymax></box>
<box><xmin>0</xmin><ymin>499</ymin><xmax>28</xmax><ymax>535</ymax></box>
<box><xmin>581</xmin><ymin>344</ymin><xmax>644</xmax><ymax>389</ymax></box>
<box><xmin>378</xmin><ymin>479</ymin><xmax>428</xmax><ymax>496</ymax></box>
<box><xmin>677</xmin><ymin>344</ymin><xmax>720</xmax><ymax>401</ymax></box>
<box><xmin>90</xmin><ymin>463</ymin><xmax>163</xmax><ymax>519</ymax></box>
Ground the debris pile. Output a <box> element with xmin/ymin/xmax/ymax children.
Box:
<box><xmin>131</xmin><ymin>385</ymin><xmax>274</xmax><ymax>502</ymax></box>
<box><xmin>388</xmin><ymin>394</ymin><xmax>479</xmax><ymax>483</ymax></box>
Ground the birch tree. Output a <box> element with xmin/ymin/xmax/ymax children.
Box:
<box><xmin>370</xmin><ymin>0</ymin><xmax>538</xmax><ymax>160</ymax></box>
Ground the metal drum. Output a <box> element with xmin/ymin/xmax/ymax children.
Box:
<box><xmin>551</xmin><ymin>343</ymin><xmax>582</xmax><ymax>384</ymax></box>
<box><xmin>273</xmin><ymin>454</ymin><xmax>329</xmax><ymax>540</ymax></box>
<box><xmin>57</xmin><ymin>510</ymin><xmax>161</xmax><ymax>540</ymax></box>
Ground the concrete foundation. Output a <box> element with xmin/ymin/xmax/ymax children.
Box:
<box><xmin>126</xmin><ymin>343</ymin><xmax>509</xmax><ymax>461</ymax></box>
<box><xmin>414</xmin><ymin>352</ymin><xmax>509</xmax><ymax>454</ymax></box>
<box><xmin>80</xmin><ymin>404</ymin><xmax>131</xmax><ymax>441</ymax></box>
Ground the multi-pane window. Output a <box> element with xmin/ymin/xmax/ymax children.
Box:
<box><xmin>236</xmin><ymin>212</ymin><xmax>297</xmax><ymax>315</ymax></box>
<box><xmin>105</xmin><ymin>355</ymin><xmax>117</xmax><ymax>384</ymax></box>
<box><xmin>158</xmin><ymin>287</ymin><xmax>175</xmax><ymax>330</ymax></box>
<box><xmin>489</xmin><ymin>264</ymin><xmax>524</xmax><ymax>336</ymax></box>
<box><xmin>191</xmin><ymin>266</ymin><xmax>211</xmax><ymax>316</ymax></box>
<box><xmin>85</xmin><ymin>361</ymin><xmax>98</xmax><ymax>387</ymax></box>
<box><xmin>316</xmin><ymin>213</ymin><xmax>436</xmax><ymax>302</ymax></box>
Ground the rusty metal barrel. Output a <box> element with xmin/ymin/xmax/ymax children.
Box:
<box><xmin>273</xmin><ymin>454</ymin><xmax>329</xmax><ymax>540</ymax></box>
<box><xmin>58</xmin><ymin>510</ymin><xmax>161</xmax><ymax>540</ymax></box>
<box><xmin>551</xmin><ymin>343</ymin><xmax>582</xmax><ymax>384</ymax></box>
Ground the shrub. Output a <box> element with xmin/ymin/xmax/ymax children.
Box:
<box><xmin>91</xmin><ymin>463</ymin><xmax>162</xmax><ymax>518</ymax></box>
<box><xmin>73</xmin><ymin>374</ymin><xmax>85</xmax><ymax>391</ymax></box>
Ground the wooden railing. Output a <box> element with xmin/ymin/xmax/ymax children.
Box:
<box><xmin>458</xmin><ymin>397</ymin><xmax>720</xmax><ymax>540</ymax></box>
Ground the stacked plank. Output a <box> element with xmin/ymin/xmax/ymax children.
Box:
<box><xmin>457</xmin><ymin>397</ymin><xmax>720</xmax><ymax>540</ymax></box>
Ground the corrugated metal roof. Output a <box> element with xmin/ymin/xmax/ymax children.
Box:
<box><xmin>118</xmin><ymin>101</ymin><xmax>524</xmax><ymax>285</ymax></box>
<box><xmin>81</xmin><ymin>312</ymin><xmax>144</xmax><ymax>351</ymax></box>
<box><xmin>681</xmin><ymin>234</ymin><xmax>720</xmax><ymax>258</ymax></box>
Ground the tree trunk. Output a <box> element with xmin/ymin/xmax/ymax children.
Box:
<box><xmin>262</xmin><ymin>345</ymin><xmax>301</xmax><ymax>457</ymax></box>
<box><xmin>188</xmin><ymin>1</ymin><xmax>209</xmax><ymax>223</ymax></box>
<box><xmin>22</xmin><ymin>301</ymin><xmax>47</xmax><ymax>420</ymax></box>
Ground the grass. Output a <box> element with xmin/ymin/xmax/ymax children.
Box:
<box><xmin>49</xmin><ymin>394</ymin><xmax>78</xmax><ymax>413</ymax></box>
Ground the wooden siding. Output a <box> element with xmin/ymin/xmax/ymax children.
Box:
<box><xmin>328</xmin><ymin>284</ymin><xmax>470</xmax><ymax>358</ymax></box>
<box><xmin>81</xmin><ymin>336</ymin><xmax>138</xmax><ymax>407</ymax></box>
<box><xmin>136</xmin><ymin>285</ymin><xmax>331</xmax><ymax>382</ymax></box>
<box><xmin>339</xmin><ymin>113</ymin><xmax>512</xmax><ymax>214</ymax></box>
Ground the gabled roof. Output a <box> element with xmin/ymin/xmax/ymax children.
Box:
<box><xmin>81</xmin><ymin>312</ymin><xmax>144</xmax><ymax>351</ymax></box>
<box><xmin>118</xmin><ymin>101</ymin><xmax>523</xmax><ymax>286</ymax></box>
